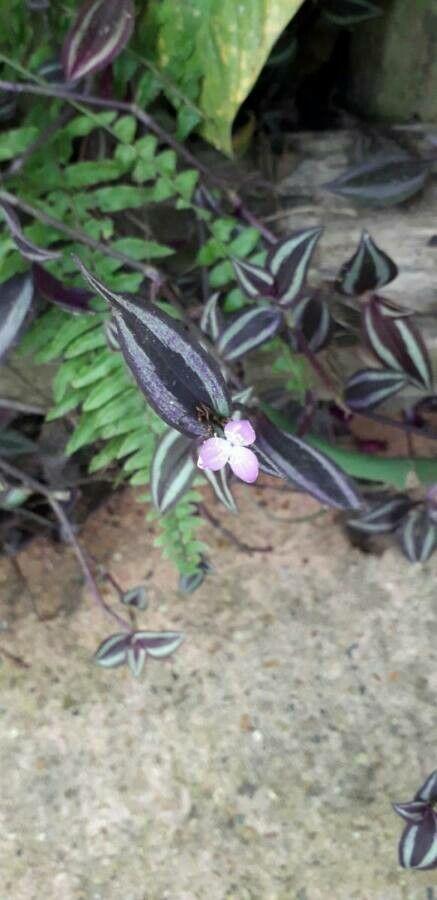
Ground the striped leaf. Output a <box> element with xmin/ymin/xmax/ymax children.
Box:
<box><xmin>397</xmin><ymin>507</ymin><xmax>437</xmax><ymax>562</ymax></box>
<box><xmin>203</xmin><ymin>466</ymin><xmax>237</xmax><ymax>512</ymax></box>
<box><xmin>265</xmin><ymin>227</ymin><xmax>323</xmax><ymax>306</ymax></box>
<box><xmin>336</xmin><ymin>231</ymin><xmax>398</xmax><ymax>296</ymax></box>
<box><xmin>61</xmin><ymin>0</ymin><xmax>135</xmax><ymax>82</ymax></box>
<box><xmin>33</xmin><ymin>264</ymin><xmax>92</xmax><ymax>314</ymax></box>
<box><xmin>200</xmin><ymin>292</ymin><xmax>223</xmax><ymax>341</ymax></box>
<box><xmin>363</xmin><ymin>298</ymin><xmax>433</xmax><ymax>390</ymax></box>
<box><xmin>94</xmin><ymin>632</ymin><xmax>130</xmax><ymax>668</ymax></box>
<box><xmin>322</xmin><ymin>0</ymin><xmax>382</xmax><ymax>26</ymax></box>
<box><xmin>178</xmin><ymin>560</ymin><xmax>212</xmax><ymax>594</ymax></box>
<box><xmin>126</xmin><ymin>642</ymin><xmax>147</xmax><ymax>677</ymax></box>
<box><xmin>0</xmin><ymin>202</ymin><xmax>60</xmax><ymax>262</ymax></box>
<box><xmin>76</xmin><ymin>258</ymin><xmax>232</xmax><ymax>436</ymax></box>
<box><xmin>0</xmin><ymin>273</ymin><xmax>34</xmax><ymax>362</ymax></box>
<box><xmin>121</xmin><ymin>585</ymin><xmax>147</xmax><ymax>610</ymax></box>
<box><xmin>345</xmin><ymin>368</ymin><xmax>407</xmax><ymax>411</ymax></box>
<box><xmin>151</xmin><ymin>428</ymin><xmax>196</xmax><ymax>513</ymax></box>
<box><xmin>347</xmin><ymin>493</ymin><xmax>411</xmax><ymax>534</ymax></box>
<box><xmin>393</xmin><ymin>802</ymin><xmax>429</xmax><ymax>824</ymax></box>
<box><xmin>399</xmin><ymin>813</ymin><xmax>437</xmax><ymax>870</ymax></box>
<box><xmin>294</xmin><ymin>293</ymin><xmax>333</xmax><ymax>353</ymax></box>
<box><xmin>217</xmin><ymin>305</ymin><xmax>282</xmax><ymax>362</ymax></box>
<box><xmin>133</xmin><ymin>631</ymin><xmax>184</xmax><ymax>659</ymax></box>
<box><xmin>232</xmin><ymin>257</ymin><xmax>275</xmax><ymax>300</ymax></box>
<box><xmin>416</xmin><ymin>771</ymin><xmax>437</xmax><ymax>803</ymax></box>
<box><xmin>324</xmin><ymin>154</ymin><xmax>431</xmax><ymax>207</ymax></box>
<box><xmin>256</xmin><ymin>416</ymin><xmax>362</xmax><ymax>509</ymax></box>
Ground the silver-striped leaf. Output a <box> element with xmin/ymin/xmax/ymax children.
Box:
<box><xmin>347</xmin><ymin>493</ymin><xmax>411</xmax><ymax>534</ymax></box>
<box><xmin>232</xmin><ymin>257</ymin><xmax>275</xmax><ymax>300</ymax></box>
<box><xmin>294</xmin><ymin>293</ymin><xmax>333</xmax><ymax>353</ymax></box>
<box><xmin>203</xmin><ymin>466</ymin><xmax>237</xmax><ymax>512</ymax></box>
<box><xmin>324</xmin><ymin>154</ymin><xmax>431</xmax><ymax>207</ymax></box>
<box><xmin>76</xmin><ymin>258</ymin><xmax>232</xmax><ymax>437</ymax></box>
<box><xmin>399</xmin><ymin>813</ymin><xmax>437</xmax><ymax>870</ymax></box>
<box><xmin>200</xmin><ymin>292</ymin><xmax>223</xmax><ymax>341</ymax></box>
<box><xmin>363</xmin><ymin>298</ymin><xmax>433</xmax><ymax>390</ymax></box>
<box><xmin>217</xmin><ymin>305</ymin><xmax>282</xmax><ymax>362</ymax></box>
<box><xmin>0</xmin><ymin>202</ymin><xmax>61</xmax><ymax>262</ymax></box>
<box><xmin>133</xmin><ymin>631</ymin><xmax>184</xmax><ymax>659</ymax></box>
<box><xmin>178</xmin><ymin>560</ymin><xmax>212</xmax><ymax>594</ymax></box>
<box><xmin>397</xmin><ymin>507</ymin><xmax>437</xmax><ymax>563</ymax></box>
<box><xmin>121</xmin><ymin>585</ymin><xmax>148</xmax><ymax>610</ymax></box>
<box><xmin>266</xmin><ymin>227</ymin><xmax>323</xmax><ymax>306</ymax></box>
<box><xmin>393</xmin><ymin>802</ymin><xmax>429</xmax><ymax>825</ymax></box>
<box><xmin>416</xmin><ymin>771</ymin><xmax>437</xmax><ymax>803</ymax></box>
<box><xmin>0</xmin><ymin>273</ymin><xmax>34</xmax><ymax>362</ymax></box>
<box><xmin>345</xmin><ymin>368</ymin><xmax>407</xmax><ymax>411</ymax></box>
<box><xmin>336</xmin><ymin>231</ymin><xmax>398</xmax><ymax>296</ymax></box>
<box><xmin>126</xmin><ymin>642</ymin><xmax>147</xmax><ymax>677</ymax></box>
<box><xmin>94</xmin><ymin>632</ymin><xmax>131</xmax><ymax>668</ymax></box>
<box><xmin>256</xmin><ymin>416</ymin><xmax>362</xmax><ymax>509</ymax></box>
<box><xmin>61</xmin><ymin>0</ymin><xmax>135</xmax><ymax>82</ymax></box>
<box><xmin>151</xmin><ymin>428</ymin><xmax>196</xmax><ymax>514</ymax></box>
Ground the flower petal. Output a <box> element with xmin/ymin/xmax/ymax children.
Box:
<box><xmin>229</xmin><ymin>446</ymin><xmax>259</xmax><ymax>483</ymax></box>
<box><xmin>224</xmin><ymin>419</ymin><xmax>256</xmax><ymax>447</ymax></box>
<box><xmin>197</xmin><ymin>437</ymin><xmax>229</xmax><ymax>471</ymax></box>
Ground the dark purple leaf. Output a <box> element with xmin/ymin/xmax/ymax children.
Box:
<box><xmin>0</xmin><ymin>273</ymin><xmax>34</xmax><ymax>362</ymax></box>
<box><xmin>133</xmin><ymin>631</ymin><xmax>184</xmax><ymax>659</ymax></box>
<box><xmin>217</xmin><ymin>305</ymin><xmax>283</xmax><ymax>362</ymax></box>
<box><xmin>322</xmin><ymin>0</ymin><xmax>382</xmax><ymax>26</ymax></box>
<box><xmin>0</xmin><ymin>203</ymin><xmax>61</xmax><ymax>262</ymax></box>
<box><xmin>94</xmin><ymin>632</ymin><xmax>131</xmax><ymax>668</ymax></box>
<box><xmin>324</xmin><ymin>155</ymin><xmax>431</xmax><ymax>207</ymax></box>
<box><xmin>363</xmin><ymin>297</ymin><xmax>433</xmax><ymax>390</ymax></box>
<box><xmin>415</xmin><ymin>770</ymin><xmax>437</xmax><ymax>803</ymax></box>
<box><xmin>121</xmin><ymin>585</ymin><xmax>147</xmax><ymax>610</ymax></box>
<box><xmin>151</xmin><ymin>428</ymin><xmax>196</xmax><ymax>514</ymax></box>
<box><xmin>399</xmin><ymin>811</ymin><xmax>437</xmax><ymax>870</ymax></box>
<box><xmin>347</xmin><ymin>493</ymin><xmax>412</xmax><ymax>534</ymax></box>
<box><xmin>231</xmin><ymin>257</ymin><xmax>275</xmax><ymax>300</ymax></box>
<box><xmin>426</xmin><ymin>485</ymin><xmax>437</xmax><ymax>525</ymax></box>
<box><xmin>294</xmin><ymin>293</ymin><xmax>333</xmax><ymax>353</ymax></box>
<box><xmin>256</xmin><ymin>416</ymin><xmax>362</xmax><ymax>509</ymax></box>
<box><xmin>397</xmin><ymin>506</ymin><xmax>437</xmax><ymax>562</ymax></box>
<box><xmin>266</xmin><ymin>227</ymin><xmax>323</xmax><ymax>306</ymax></box>
<box><xmin>33</xmin><ymin>264</ymin><xmax>93</xmax><ymax>314</ymax></box>
<box><xmin>61</xmin><ymin>0</ymin><xmax>135</xmax><ymax>83</ymax></box>
<box><xmin>345</xmin><ymin>368</ymin><xmax>407</xmax><ymax>411</ymax></box>
<box><xmin>75</xmin><ymin>258</ymin><xmax>232</xmax><ymax>437</ymax></box>
<box><xmin>336</xmin><ymin>230</ymin><xmax>398</xmax><ymax>296</ymax></box>
<box><xmin>393</xmin><ymin>802</ymin><xmax>429</xmax><ymax>824</ymax></box>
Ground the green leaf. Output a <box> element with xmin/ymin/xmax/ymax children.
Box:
<box><xmin>146</xmin><ymin>0</ymin><xmax>306</xmax><ymax>153</ymax></box>
<box><xmin>0</xmin><ymin>126</ymin><xmax>38</xmax><ymax>161</ymax></box>
<box><xmin>110</xmin><ymin>238</ymin><xmax>174</xmax><ymax>260</ymax></box>
<box><xmin>113</xmin><ymin>115</ymin><xmax>137</xmax><ymax>143</ymax></box>
<box><xmin>174</xmin><ymin>168</ymin><xmax>199</xmax><ymax>201</ymax></box>
<box><xmin>65</xmin><ymin>160</ymin><xmax>125</xmax><ymax>188</ymax></box>
<box><xmin>90</xmin><ymin>185</ymin><xmax>151</xmax><ymax>212</ymax></box>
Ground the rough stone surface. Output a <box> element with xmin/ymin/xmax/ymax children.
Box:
<box><xmin>1</xmin><ymin>485</ymin><xmax>437</xmax><ymax>899</ymax></box>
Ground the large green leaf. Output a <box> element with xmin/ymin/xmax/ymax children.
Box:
<box><xmin>145</xmin><ymin>0</ymin><xmax>305</xmax><ymax>154</ymax></box>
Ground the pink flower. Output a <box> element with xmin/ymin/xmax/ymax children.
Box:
<box><xmin>197</xmin><ymin>420</ymin><xmax>259</xmax><ymax>484</ymax></box>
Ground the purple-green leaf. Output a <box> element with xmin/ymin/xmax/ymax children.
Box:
<box><xmin>133</xmin><ymin>631</ymin><xmax>184</xmax><ymax>659</ymax></box>
<box><xmin>256</xmin><ymin>416</ymin><xmax>362</xmax><ymax>510</ymax></box>
<box><xmin>217</xmin><ymin>305</ymin><xmax>283</xmax><ymax>361</ymax></box>
<box><xmin>203</xmin><ymin>465</ymin><xmax>237</xmax><ymax>513</ymax></box>
<box><xmin>347</xmin><ymin>493</ymin><xmax>411</xmax><ymax>534</ymax></box>
<box><xmin>363</xmin><ymin>297</ymin><xmax>433</xmax><ymax>390</ymax></box>
<box><xmin>151</xmin><ymin>428</ymin><xmax>196</xmax><ymax>514</ymax></box>
<box><xmin>266</xmin><ymin>227</ymin><xmax>323</xmax><ymax>306</ymax></box>
<box><xmin>0</xmin><ymin>203</ymin><xmax>61</xmax><ymax>262</ymax></box>
<box><xmin>75</xmin><ymin>258</ymin><xmax>232</xmax><ymax>437</ymax></box>
<box><xmin>33</xmin><ymin>264</ymin><xmax>93</xmax><ymax>314</ymax></box>
<box><xmin>94</xmin><ymin>632</ymin><xmax>130</xmax><ymax>668</ymax></box>
<box><xmin>345</xmin><ymin>368</ymin><xmax>407</xmax><ymax>411</ymax></box>
<box><xmin>416</xmin><ymin>771</ymin><xmax>437</xmax><ymax>803</ymax></box>
<box><xmin>200</xmin><ymin>292</ymin><xmax>223</xmax><ymax>341</ymax></box>
<box><xmin>0</xmin><ymin>272</ymin><xmax>34</xmax><ymax>362</ymax></box>
<box><xmin>399</xmin><ymin>812</ymin><xmax>437</xmax><ymax>870</ymax></box>
<box><xmin>324</xmin><ymin>154</ymin><xmax>431</xmax><ymax>207</ymax></box>
<box><xmin>393</xmin><ymin>802</ymin><xmax>429</xmax><ymax>824</ymax></box>
<box><xmin>293</xmin><ymin>293</ymin><xmax>333</xmax><ymax>353</ymax></box>
<box><xmin>61</xmin><ymin>0</ymin><xmax>135</xmax><ymax>83</ymax></box>
<box><xmin>231</xmin><ymin>257</ymin><xmax>275</xmax><ymax>300</ymax></box>
<box><xmin>121</xmin><ymin>585</ymin><xmax>147</xmax><ymax>610</ymax></box>
<box><xmin>336</xmin><ymin>231</ymin><xmax>398</xmax><ymax>296</ymax></box>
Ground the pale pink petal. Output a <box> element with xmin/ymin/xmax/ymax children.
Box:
<box><xmin>229</xmin><ymin>446</ymin><xmax>259</xmax><ymax>483</ymax></box>
<box><xmin>197</xmin><ymin>437</ymin><xmax>229</xmax><ymax>471</ymax></box>
<box><xmin>224</xmin><ymin>419</ymin><xmax>256</xmax><ymax>447</ymax></box>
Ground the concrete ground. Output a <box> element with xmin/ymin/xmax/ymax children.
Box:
<box><xmin>0</xmin><ymin>482</ymin><xmax>436</xmax><ymax>900</ymax></box>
